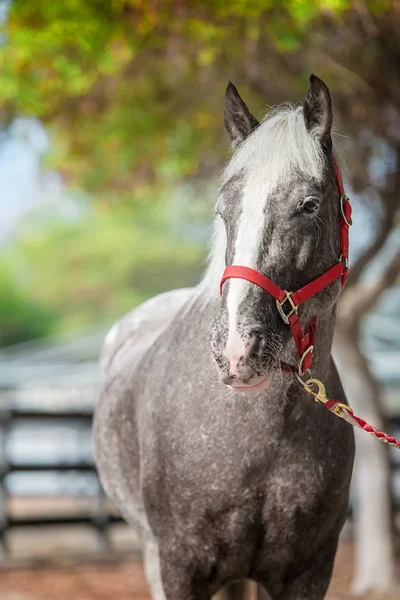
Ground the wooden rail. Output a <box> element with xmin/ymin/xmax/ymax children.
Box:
<box><xmin>0</xmin><ymin>406</ymin><xmax>124</xmax><ymax>556</ymax></box>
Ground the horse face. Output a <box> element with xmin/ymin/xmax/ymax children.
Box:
<box><xmin>210</xmin><ymin>76</ymin><xmax>341</xmax><ymax>392</ymax></box>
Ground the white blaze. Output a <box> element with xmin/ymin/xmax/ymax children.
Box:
<box><xmin>225</xmin><ymin>173</ymin><xmax>271</xmax><ymax>355</ymax></box>
<box><xmin>221</xmin><ymin>106</ymin><xmax>325</xmax><ymax>354</ymax></box>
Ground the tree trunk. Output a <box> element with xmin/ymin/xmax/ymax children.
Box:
<box><xmin>333</xmin><ymin>324</ymin><xmax>396</xmax><ymax>596</ymax></box>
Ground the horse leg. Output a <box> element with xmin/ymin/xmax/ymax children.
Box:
<box><xmin>143</xmin><ymin>541</ymin><xmax>166</xmax><ymax>600</ymax></box>
<box><xmin>158</xmin><ymin>555</ymin><xmax>211</xmax><ymax>600</ymax></box>
<box><xmin>272</xmin><ymin>540</ymin><xmax>337</xmax><ymax>600</ymax></box>
<box><xmin>144</xmin><ymin>549</ymin><xmax>272</xmax><ymax>600</ymax></box>
<box><xmin>253</xmin><ymin>584</ymin><xmax>272</xmax><ymax>600</ymax></box>
<box><xmin>214</xmin><ymin>582</ymin><xmax>271</xmax><ymax>600</ymax></box>
<box><xmin>213</xmin><ymin>581</ymin><xmax>247</xmax><ymax>600</ymax></box>
<box><xmin>144</xmin><ymin>551</ymin><xmax>246</xmax><ymax>600</ymax></box>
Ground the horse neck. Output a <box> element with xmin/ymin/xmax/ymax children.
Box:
<box><xmin>307</xmin><ymin>306</ymin><xmax>337</xmax><ymax>378</ymax></box>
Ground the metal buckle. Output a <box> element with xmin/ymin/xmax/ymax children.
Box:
<box><xmin>301</xmin><ymin>377</ymin><xmax>328</xmax><ymax>404</ymax></box>
<box><xmin>339</xmin><ymin>253</ymin><xmax>348</xmax><ymax>270</ymax></box>
<box><xmin>276</xmin><ymin>291</ymin><xmax>298</xmax><ymax>325</ymax></box>
<box><xmin>298</xmin><ymin>346</ymin><xmax>314</xmax><ymax>377</ymax></box>
<box><xmin>330</xmin><ymin>402</ymin><xmax>354</xmax><ymax>417</ymax></box>
<box><xmin>340</xmin><ymin>194</ymin><xmax>352</xmax><ymax>226</ymax></box>
<box><xmin>296</xmin><ymin>375</ymin><xmax>355</xmax><ymax>418</ymax></box>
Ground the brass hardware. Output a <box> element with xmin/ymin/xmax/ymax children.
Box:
<box><xmin>296</xmin><ymin>375</ymin><xmax>354</xmax><ymax>417</ymax></box>
<box><xmin>330</xmin><ymin>402</ymin><xmax>354</xmax><ymax>417</ymax></box>
<box><xmin>298</xmin><ymin>346</ymin><xmax>314</xmax><ymax>377</ymax></box>
<box><xmin>339</xmin><ymin>254</ymin><xmax>348</xmax><ymax>269</ymax></box>
<box><xmin>303</xmin><ymin>378</ymin><xmax>328</xmax><ymax>405</ymax></box>
<box><xmin>340</xmin><ymin>194</ymin><xmax>352</xmax><ymax>226</ymax></box>
<box><xmin>276</xmin><ymin>292</ymin><xmax>298</xmax><ymax>325</ymax></box>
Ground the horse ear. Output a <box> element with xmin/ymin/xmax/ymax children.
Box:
<box><xmin>224</xmin><ymin>82</ymin><xmax>259</xmax><ymax>147</ymax></box>
<box><xmin>303</xmin><ymin>74</ymin><xmax>333</xmax><ymax>152</ymax></box>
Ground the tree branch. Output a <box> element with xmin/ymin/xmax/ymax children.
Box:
<box><xmin>345</xmin><ymin>200</ymin><xmax>399</xmax><ymax>288</ymax></box>
<box><xmin>338</xmin><ymin>249</ymin><xmax>400</xmax><ymax>327</ymax></box>
<box><xmin>345</xmin><ymin>147</ymin><xmax>400</xmax><ymax>288</ymax></box>
<box><xmin>357</xmin><ymin>249</ymin><xmax>400</xmax><ymax>315</ymax></box>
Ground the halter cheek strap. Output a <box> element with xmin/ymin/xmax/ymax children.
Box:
<box><xmin>219</xmin><ymin>154</ymin><xmax>352</xmax><ymax>376</ymax></box>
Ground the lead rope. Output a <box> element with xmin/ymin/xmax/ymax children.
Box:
<box><xmin>296</xmin><ymin>374</ymin><xmax>400</xmax><ymax>449</ymax></box>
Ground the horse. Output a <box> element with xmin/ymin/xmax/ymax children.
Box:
<box><xmin>93</xmin><ymin>74</ymin><xmax>355</xmax><ymax>600</ymax></box>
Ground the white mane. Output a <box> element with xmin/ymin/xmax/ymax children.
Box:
<box><xmin>200</xmin><ymin>105</ymin><xmax>327</xmax><ymax>296</ymax></box>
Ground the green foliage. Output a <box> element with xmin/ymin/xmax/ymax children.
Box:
<box><xmin>1</xmin><ymin>0</ymin><xmax>396</xmax><ymax>345</ymax></box>
<box><xmin>2</xmin><ymin>198</ymin><xmax>206</xmax><ymax>339</ymax></box>
<box><xmin>0</xmin><ymin>0</ymin><xmax>353</xmax><ymax>195</ymax></box>
<box><xmin>0</xmin><ymin>264</ymin><xmax>57</xmax><ymax>346</ymax></box>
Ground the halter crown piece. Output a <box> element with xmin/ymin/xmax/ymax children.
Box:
<box><xmin>219</xmin><ymin>155</ymin><xmax>400</xmax><ymax>450</ymax></box>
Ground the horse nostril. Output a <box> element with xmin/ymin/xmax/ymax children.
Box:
<box><xmin>248</xmin><ymin>331</ymin><xmax>265</xmax><ymax>361</ymax></box>
<box><xmin>249</xmin><ymin>339</ymin><xmax>260</xmax><ymax>360</ymax></box>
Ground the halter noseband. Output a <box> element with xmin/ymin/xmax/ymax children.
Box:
<box><xmin>219</xmin><ymin>155</ymin><xmax>352</xmax><ymax>377</ymax></box>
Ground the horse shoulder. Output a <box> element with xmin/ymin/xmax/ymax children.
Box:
<box><xmin>93</xmin><ymin>287</ymin><xmax>195</xmax><ymax>529</ymax></box>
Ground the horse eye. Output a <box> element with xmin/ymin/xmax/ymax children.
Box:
<box><xmin>300</xmin><ymin>197</ymin><xmax>319</xmax><ymax>214</ymax></box>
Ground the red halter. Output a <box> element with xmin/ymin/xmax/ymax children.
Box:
<box><xmin>219</xmin><ymin>155</ymin><xmax>352</xmax><ymax>376</ymax></box>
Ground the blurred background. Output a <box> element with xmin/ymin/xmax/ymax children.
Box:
<box><xmin>0</xmin><ymin>1</ymin><xmax>399</xmax><ymax>599</ymax></box>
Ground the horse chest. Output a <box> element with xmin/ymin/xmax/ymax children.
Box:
<box><xmin>143</xmin><ymin>405</ymin><xmax>343</xmax><ymax>552</ymax></box>
<box><xmin>141</xmin><ymin>418</ymin><xmax>344</xmax><ymax>591</ymax></box>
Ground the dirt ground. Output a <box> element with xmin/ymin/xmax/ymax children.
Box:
<box><xmin>0</xmin><ymin>540</ymin><xmax>391</xmax><ymax>600</ymax></box>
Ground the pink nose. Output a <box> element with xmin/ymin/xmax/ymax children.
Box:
<box><xmin>223</xmin><ymin>334</ymin><xmax>260</xmax><ymax>380</ymax></box>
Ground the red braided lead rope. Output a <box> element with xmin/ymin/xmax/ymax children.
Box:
<box><xmin>299</xmin><ymin>377</ymin><xmax>400</xmax><ymax>449</ymax></box>
<box><xmin>329</xmin><ymin>403</ymin><xmax>400</xmax><ymax>449</ymax></box>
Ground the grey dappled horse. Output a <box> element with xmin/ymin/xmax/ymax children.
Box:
<box><xmin>94</xmin><ymin>75</ymin><xmax>355</xmax><ymax>600</ymax></box>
